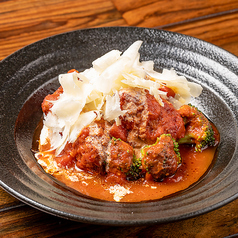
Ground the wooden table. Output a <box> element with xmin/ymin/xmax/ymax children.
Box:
<box><xmin>0</xmin><ymin>0</ymin><xmax>238</xmax><ymax>237</ymax></box>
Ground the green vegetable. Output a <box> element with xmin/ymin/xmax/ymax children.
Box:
<box><xmin>126</xmin><ymin>155</ymin><xmax>142</xmax><ymax>180</ymax></box>
<box><xmin>178</xmin><ymin>104</ymin><xmax>215</xmax><ymax>151</ymax></box>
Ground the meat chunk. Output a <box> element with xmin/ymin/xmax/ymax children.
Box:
<box><xmin>54</xmin><ymin>126</ymin><xmax>89</xmax><ymax>168</ymax></box>
<box><xmin>76</xmin><ymin>142</ymin><xmax>105</xmax><ymax>173</ymax></box>
<box><xmin>106</xmin><ymin>138</ymin><xmax>134</xmax><ymax>179</ymax></box>
<box><xmin>55</xmin><ymin>120</ymin><xmax>110</xmax><ymax>174</ymax></box>
<box><xmin>109</xmin><ymin>122</ymin><xmax>127</xmax><ymax>142</ymax></box>
<box><xmin>119</xmin><ymin>88</ymin><xmax>185</xmax><ymax>146</ymax></box>
<box><xmin>177</xmin><ymin>104</ymin><xmax>216</xmax><ymax>151</ymax></box>
<box><xmin>141</xmin><ymin>134</ymin><xmax>181</xmax><ymax>181</ymax></box>
<box><xmin>75</xmin><ymin>121</ymin><xmax>110</xmax><ymax>174</ymax></box>
<box><xmin>145</xmin><ymin>94</ymin><xmax>185</xmax><ymax>142</ymax></box>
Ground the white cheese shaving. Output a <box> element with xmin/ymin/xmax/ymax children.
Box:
<box><xmin>92</xmin><ymin>49</ymin><xmax>121</xmax><ymax>73</ymax></box>
<box><xmin>39</xmin><ymin>124</ymin><xmax>50</xmax><ymax>145</ymax></box>
<box><xmin>40</xmin><ymin>40</ymin><xmax>203</xmax><ymax>154</ymax></box>
<box><xmin>69</xmin><ymin>111</ymin><xmax>97</xmax><ymax>143</ymax></box>
<box><xmin>103</xmin><ymin>90</ymin><xmax>126</xmax><ymax>125</ymax></box>
<box><xmin>146</xmin><ymin>68</ymin><xmax>203</xmax><ymax>107</ymax></box>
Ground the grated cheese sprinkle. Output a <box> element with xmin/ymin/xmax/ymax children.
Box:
<box><xmin>108</xmin><ymin>184</ymin><xmax>133</xmax><ymax>202</ymax></box>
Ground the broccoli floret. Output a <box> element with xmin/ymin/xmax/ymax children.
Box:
<box><xmin>178</xmin><ymin>104</ymin><xmax>215</xmax><ymax>151</ymax></box>
<box><xmin>126</xmin><ymin>155</ymin><xmax>142</xmax><ymax>181</ymax></box>
<box><xmin>172</xmin><ymin>136</ymin><xmax>182</xmax><ymax>163</ymax></box>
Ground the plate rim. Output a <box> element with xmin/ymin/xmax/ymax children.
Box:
<box><xmin>0</xmin><ymin>26</ymin><xmax>238</xmax><ymax>225</ymax></box>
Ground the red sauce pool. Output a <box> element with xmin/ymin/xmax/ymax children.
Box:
<box><xmin>36</xmin><ymin>144</ymin><xmax>217</xmax><ymax>202</ymax></box>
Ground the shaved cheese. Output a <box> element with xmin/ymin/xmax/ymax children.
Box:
<box><xmin>103</xmin><ymin>91</ymin><xmax>126</xmax><ymax>124</ymax></box>
<box><xmin>93</xmin><ymin>57</ymin><xmax>128</xmax><ymax>94</ymax></box>
<box><xmin>59</xmin><ymin>72</ymin><xmax>88</xmax><ymax>97</ymax></box>
<box><xmin>40</xmin><ymin>124</ymin><xmax>50</xmax><ymax>145</ymax></box>
<box><xmin>81</xmin><ymin>67</ymin><xmax>100</xmax><ymax>84</ymax></box>
<box><xmin>149</xmin><ymin>87</ymin><xmax>165</xmax><ymax>106</ymax></box>
<box><xmin>140</xmin><ymin>60</ymin><xmax>154</xmax><ymax>71</ymax></box>
<box><xmin>188</xmin><ymin>81</ymin><xmax>203</xmax><ymax>97</ymax></box>
<box><xmin>92</xmin><ymin>50</ymin><xmax>121</xmax><ymax>73</ymax></box>
<box><xmin>147</xmin><ymin>68</ymin><xmax>203</xmax><ymax>106</ymax></box>
<box><xmin>121</xmin><ymin>73</ymin><xmax>166</xmax><ymax>106</ymax></box>
<box><xmin>42</xmin><ymin>112</ymin><xmax>70</xmax><ymax>154</ymax></box>
<box><xmin>122</xmin><ymin>40</ymin><xmax>142</xmax><ymax>60</ymax></box>
<box><xmin>40</xmin><ymin>40</ymin><xmax>203</xmax><ymax>154</ymax></box>
<box><xmin>69</xmin><ymin>111</ymin><xmax>97</xmax><ymax>143</ymax></box>
<box><xmin>93</xmin><ymin>41</ymin><xmax>143</xmax><ymax>94</ymax></box>
<box><xmin>51</xmin><ymin>96</ymin><xmax>83</xmax><ymax>121</ymax></box>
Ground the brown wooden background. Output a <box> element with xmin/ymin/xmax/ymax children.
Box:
<box><xmin>0</xmin><ymin>0</ymin><xmax>238</xmax><ymax>237</ymax></box>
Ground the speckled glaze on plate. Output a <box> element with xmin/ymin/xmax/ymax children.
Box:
<box><xmin>0</xmin><ymin>27</ymin><xmax>237</xmax><ymax>226</ymax></box>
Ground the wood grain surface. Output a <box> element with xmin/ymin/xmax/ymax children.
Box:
<box><xmin>0</xmin><ymin>0</ymin><xmax>238</xmax><ymax>237</ymax></box>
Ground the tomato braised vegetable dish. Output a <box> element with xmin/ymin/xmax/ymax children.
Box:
<box><xmin>34</xmin><ymin>41</ymin><xmax>219</xmax><ymax>202</ymax></box>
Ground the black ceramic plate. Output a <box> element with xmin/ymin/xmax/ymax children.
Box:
<box><xmin>0</xmin><ymin>27</ymin><xmax>237</xmax><ymax>226</ymax></box>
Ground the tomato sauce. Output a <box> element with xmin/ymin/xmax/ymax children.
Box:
<box><xmin>35</xmin><ymin>143</ymin><xmax>218</xmax><ymax>202</ymax></box>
